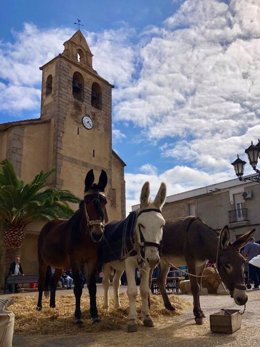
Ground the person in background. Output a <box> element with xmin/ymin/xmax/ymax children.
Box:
<box><xmin>8</xmin><ymin>256</ymin><xmax>24</xmax><ymax>292</ymax></box>
<box><xmin>242</xmin><ymin>237</ymin><xmax>260</xmax><ymax>289</ymax></box>
<box><xmin>60</xmin><ymin>270</ymin><xmax>73</xmax><ymax>289</ymax></box>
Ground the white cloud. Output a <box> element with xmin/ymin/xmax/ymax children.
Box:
<box><xmin>0</xmin><ymin>24</ymin><xmax>73</xmax><ymax>116</ymax></box>
<box><xmin>124</xmin><ymin>164</ymin><xmax>233</xmax><ymax>214</ymax></box>
<box><xmin>0</xmin><ymin>83</ymin><xmax>40</xmax><ymax>114</ymax></box>
<box><xmin>139</xmin><ymin>164</ymin><xmax>158</xmax><ymax>175</ymax></box>
<box><xmin>113</xmin><ymin>0</ymin><xmax>260</xmax><ymax>208</ymax></box>
<box><xmin>86</xmin><ymin>27</ymin><xmax>137</xmax><ymax>88</ymax></box>
<box><xmin>0</xmin><ymin>23</ymin><xmax>137</xmax><ymax>119</ymax></box>
<box><xmin>1</xmin><ymin>1</ymin><xmax>260</xmax><ymax>213</ymax></box>
<box><xmin>112</xmin><ymin>128</ymin><xmax>126</xmax><ymax>141</ymax></box>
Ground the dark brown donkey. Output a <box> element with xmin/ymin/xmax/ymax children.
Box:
<box><xmin>155</xmin><ymin>217</ymin><xmax>255</xmax><ymax>324</ymax></box>
<box><xmin>36</xmin><ymin>169</ymin><xmax>108</xmax><ymax>324</ymax></box>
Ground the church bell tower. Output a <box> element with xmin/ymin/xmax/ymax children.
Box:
<box><xmin>39</xmin><ymin>31</ymin><xmax>116</xmax><ymax>204</ymax></box>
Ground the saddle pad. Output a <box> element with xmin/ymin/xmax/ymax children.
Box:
<box><xmin>100</xmin><ymin>211</ymin><xmax>137</xmax><ymax>264</ymax></box>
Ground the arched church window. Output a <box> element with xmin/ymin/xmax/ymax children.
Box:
<box><xmin>77</xmin><ymin>49</ymin><xmax>84</xmax><ymax>63</ymax></box>
<box><xmin>46</xmin><ymin>75</ymin><xmax>52</xmax><ymax>96</ymax></box>
<box><xmin>72</xmin><ymin>72</ymin><xmax>84</xmax><ymax>101</ymax></box>
<box><xmin>91</xmin><ymin>82</ymin><xmax>102</xmax><ymax>109</ymax></box>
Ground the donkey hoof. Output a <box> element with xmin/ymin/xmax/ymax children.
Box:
<box><xmin>127</xmin><ymin>321</ymin><xmax>138</xmax><ymax>333</ymax></box>
<box><xmin>92</xmin><ymin>317</ymin><xmax>101</xmax><ymax>324</ymax></box>
<box><xmin>44</xmin><ymin>291</ymin><xmax>49</xmax><ymax>298</ymax></box>
<box><xmin>165</xmin><ymin>304</ymin><xmax>176</xmax><ymax>311</ymax></box>
<box><xmin>195</xmin><ymin>317</ymin><xmax>204</xmax><ymax>325</ymax></box>
<box><xmin>74</xmin><ymin>319</ymin><xmax>83</xmax><ymax>325</ymax></box>
<box><xmin>143</xmin><ymin>317</ymin><xmax>154</xmax><ymax>327</ymax></box>
<box><xmin>36</xmin><ymin>306</ymin><xmax>42</xmax><ymax>311</ymax></box>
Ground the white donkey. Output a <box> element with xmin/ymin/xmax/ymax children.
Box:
<box><xmin>101</xmin><ymin>181</ymin><xmax>166</xmax><ymax>332</ymax></box>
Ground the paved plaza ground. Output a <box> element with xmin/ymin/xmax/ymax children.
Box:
<box><xmin>2</xmin><ymin>286</ymin><xmax>260</xmax><ymax>347</ymax></box>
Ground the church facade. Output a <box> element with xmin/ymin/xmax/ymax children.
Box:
<box><xmin>0</xmin><ymin>30</ymin><xmax>126</xmax><ymax>273</ymax></box>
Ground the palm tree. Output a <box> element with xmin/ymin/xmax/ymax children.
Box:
<box><xmin>0</xmin><ymin>159</ymin><xmax>80</xmax><ymax>284</ymax></box>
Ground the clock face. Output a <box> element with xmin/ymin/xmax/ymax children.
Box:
<box><xmin>82</xmin><ymin>115</ymin><xmax>93</xmax><ymax>129</ymax></box>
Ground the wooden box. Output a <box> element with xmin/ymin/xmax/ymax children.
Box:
<box><xmin>210</xmin><ymin>309</ymin><xmax>242</xmax><ymax>334</ymax></box>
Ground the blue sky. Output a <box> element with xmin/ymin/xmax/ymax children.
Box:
<box><xmin>1</xmin><ymin>0</ymin><xmax>260</xmax><ymax>212</ymax></box>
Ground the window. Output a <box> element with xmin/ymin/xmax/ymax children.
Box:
<box><xmin>228</xmin><ymin>193</ymin><xmax>249</xmax><ymax>223</ymax></box>
<box><xmin>188</xmin><ymin>203</ymin><xmax>196</xmax><ymax>216</ymax></box>
<box><xmin>46</xmin><ymin>75</ymin><xmax>52</xmax><ymax>96</ymax></box>
<box><xmin>77</xmin><ymin>49</ymin><xmax>84</xmax><ymax>63</ymax></box>
<box><xmin>91</xmin><ymin>82</ymin><xmax>102</xmax><ymax>109</ymax></box>
<box><xmin>72</xmin><ymin>72</ymin><xmax>84</xmax><ymax>101</ymax></box>
<box><xmin>234</xmin><ymin>193</ymin><xmax>245</xmax><ymax>222</ymax></box>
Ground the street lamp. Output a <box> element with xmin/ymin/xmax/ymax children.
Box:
<box><xmin>231</xmin><ymin>140</ymin><xmax>260</xmax><ymax>183</ymax></box>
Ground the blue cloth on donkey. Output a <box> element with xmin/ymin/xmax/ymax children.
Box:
<box><xmin>100</xmin><ymin>211</ymin><xmax>138</xmax><ymax>264</ymax></box>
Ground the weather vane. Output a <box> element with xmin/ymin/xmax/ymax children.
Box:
<box><xmin>74</xmin><ymin>19</ymin><xmax>84</xmax><ymax>30</ymax></box>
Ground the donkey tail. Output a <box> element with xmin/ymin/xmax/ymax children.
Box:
<box><xmin>44</xmin><ymin>266</ymin><xmax>52</xmax><ymax>297</ymax></box>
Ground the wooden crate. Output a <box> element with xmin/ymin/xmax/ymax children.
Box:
<box><xmin>210</xmin><ymin>309</ymin><xmax>242</xmax><ymax>334</ymax></box>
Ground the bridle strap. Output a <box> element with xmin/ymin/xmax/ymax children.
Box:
<box><xmin>137</xmin><ymin>208</ymin><xmax>162</xmax><ymax>217</ymax></box>
<box><xmin>84</xmin><ymin>191</ymin><xmax>106</xmax><ymax>198</ymax></box>
<box><xmin>135</xmin><ymin>208</ymin><xmax>164</xmax><ymax>265</ymax></box>
<box><xmin>234</xmin><ymin>283</ymin><xmax>246</xmax><ymax>290</ymax></box>
<box><xmin>143</xmin><ymin>241</ymin><xmax>161</xmax><ymax>249</ymax></box>
<box><xmin>88</xmin><ymin>219</ymin><xmax>104</xmax><ymax>226</ymax></box>
<box><xmin>83</xmin><ymin>201</ymin><xmax>104</xmax><ymax>227</ymax></box>
<box><xmin>185</xmin><ymin>218</ymin><xmax>247</xmax><ymax>293</ymax></box>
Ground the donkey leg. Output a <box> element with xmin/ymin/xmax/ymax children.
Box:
<box><xmin>36</xmin><ymin>262</ymin><xmax>47</xmax><ymax>310</ymax></box>
<box><xmin>140</xmin><ymin>266</ymin><xmax>154</xmax><ymax>328</ymax></box>
<box><xmin>73</xmin><ymin>271</ymin><xmax>83</xmax><ymax>324</ymax></box>
<box><xmin>50</xmin><ymin>287</ymin><xmax>56</xmax><ymax>308</ymax></box>
<box><xmin>102</xmin><ymin>264</ymin><xmax>111</xmax><ymax>310</ymax></box>
<box><xmin>49</xmin><ymin>269</ymin><xmax>61</xmax><ymax>308</ymax></box>
<box><xmin>36</xmin><ymin>290</ymin><xmax>43</xmax><ymax>311</ymax></box>
<box><xmin>188</xmin><ymin>262</ymin><xmax>205</xmax><ymax>324</ymax></box>
<box><xmin>113</xmin><ymin>269</ymin><xmax>124</xmax><ymax>309</ymax></box>
<box><xmin>125</xmin><ymin>258</ymin><xmax>138</xmax><ymax>332</ymax></box>
<box><xmin>158</xmin><ymin>261</ymin><xmax>176</xmax><ymax>311</ymax></box>
<box><xmin>87</xmin><ymin>272</ymin><xmax>100</xmax><ymax>323</ymax></box>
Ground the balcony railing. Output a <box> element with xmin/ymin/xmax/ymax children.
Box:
<box><xmin>228</xmin><ymin>208</ymin><xmax>249</xmax><ymax>223</ymax></box>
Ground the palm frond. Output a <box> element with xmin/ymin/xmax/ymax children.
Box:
<box><xmin>0</xmin><ymin>160</ymin><xmax>80</xmax><ymax>231</ymax></box>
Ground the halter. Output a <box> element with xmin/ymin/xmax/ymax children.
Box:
<box><xmin>183</xmin><ymin>218</ymin><xmax>247</xmax><ymax>293</ymax></box>
<box><xmin>83</xmin><ymin>191</ymin><xmax>107</xmax><ymax>241</ymax></box>
<box><xmin>215</xmin><ymin>252</ymin><xmax>246</xmax><ymax>292</ymax></box>
<box><xmin>136</xmin><ymin>208</ymin><xmax>163</xmax><ymax>265</ymax></box>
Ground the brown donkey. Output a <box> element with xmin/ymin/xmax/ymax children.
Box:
<box><xmin>156</xmin><ymin>217</ymin><xmax>255</xmax><ymax>324</ymax></box>
<box><xmin>36</xmin><ymin>169</ymin><xmax>108</xmax><ymax>324</ymax></box>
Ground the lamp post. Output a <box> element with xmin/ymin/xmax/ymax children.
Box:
<box><xmin>231</xmin><ymin>140</ymin><xmax>260</xmax><ymax>183</ymax></box>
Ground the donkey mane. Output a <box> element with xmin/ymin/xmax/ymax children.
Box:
<box><xmin>68</xmin><ymin>202</ymin><xmax>84</xmax><ymax>242</ymax></box>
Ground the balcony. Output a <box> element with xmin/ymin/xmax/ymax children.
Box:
<box><xmin>228</xmin><ymin>208</ymin><xmax>249</xmax><ymax>224</ymax></box>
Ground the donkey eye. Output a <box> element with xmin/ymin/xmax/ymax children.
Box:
<box><xmin>224</xmin><ymin>264</ymin><xmax>232</xmax><ymax>273</ymax></box>
<box><xmin>100</xmin><ymin>196</ymin><xmax>107</xmax><ymax>205</ymax></box>
<box><xmin>139</xmin><ymin>223</ymin><xmax>145</xmax><ymax>230</ymax></box>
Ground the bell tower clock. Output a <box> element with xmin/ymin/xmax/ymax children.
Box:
<box><xmin>39</xmin><ymin>30</ymin><xmax>117</xmax><ymax>213</ymax></box>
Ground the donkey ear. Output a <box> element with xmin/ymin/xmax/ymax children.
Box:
<box><xmin>232</xmin><ymin>228</ymin><xmax>255</xmax><ymax>250</ymax></box>
<box><xmin>98</xmin><ymin>170</ymin><xmax>108</xmax><ymax>191</ymax></box>
<box><xmin>85</xmin><ymin>169</ymin><xmax>94</xmax><ymax>192</ymax></box>
<box><xmin>140</xmin><ymin>182</ymin><xmax>150</xmax><ymax>208</ymax></box>
<box><xmin>219</xmin><ymin>225</ymin><xmax>230</xmax><ymax>250</ymax></box>
<box><xmin>153</xmin><ymin>182</ymin><xmax>167</xmax><ymax>209</ymax></box>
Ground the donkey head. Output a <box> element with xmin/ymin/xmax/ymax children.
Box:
<box><xmin>83</xmin><ymin>169</ymin><xmax>108</xmax><ymax>242</ymax></box>
<box><xmin>135</xmin><ymin>181</ymin><xmax>167</xmax><ymax>268</ymax></box>
<box><xmin>217</xmin><ymin>226</ymin><xmax>255</xmax><ymax>305</ymax></box>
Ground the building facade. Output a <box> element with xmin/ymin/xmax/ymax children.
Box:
<box><xmin>162</xmin><ymin>177</ymin><xmax>260</xmax><ymax>242</ymax></box>
<box><xmin>0</xmin><ymin>30</ymin><xmax>126</xmax><ymax>273</ymax></box>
